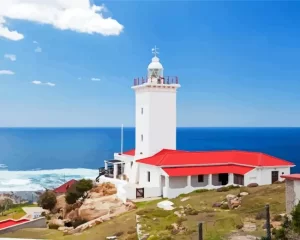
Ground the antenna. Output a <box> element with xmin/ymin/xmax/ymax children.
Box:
<box><xmin>121</xmin><ymin>124</ymin><xmax>124</xmax><ymax>154</ymax></box>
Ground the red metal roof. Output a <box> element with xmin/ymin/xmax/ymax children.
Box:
<box><xmin>136</xmin><ymin>149</ymin><xmax>294</xmax><ymax>167</ymax></box>
<box><xmin>281</xmin><ymin>174</ymin><xmax>300</xmax><ymax>181</ymax></box>
<box><xmin>122</xmin><ymin>149</ymin><xmax>135</xmax><ymax>156</ymax></box>
<box><xmin>163</xmin><ymin>165</ymin><xmax>254</xmax><ymax>177</ymax></box>
<box><xmin>53</xmin><ymin>179</ymin><xmax>77</xmax><ymax>194</ymax></box>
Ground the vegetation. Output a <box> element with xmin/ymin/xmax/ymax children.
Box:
<box><xmin>0</xmin><ymin>198</ymin><xmax>13</xmax><ymax>215</ymax></box>
<box><xmin>272</xmin><ymin>202</ymin><xmax>300</xmax><ymax>239</ymax></box>
<box><xmin>0</xmin><ymin>184</ymin><xmax>287</xmax><ymax>240</ymax></box>
<box><xmin>38</xmin><ymin>190</ymin><xmax>57</xmax><ymax>211</ymax></box>
<box><xmin>0</xmin><ymin>202</ymin><xmax>36</xmax><ymax>221</ymax></box>
<box><xmin>65</xmin><ymin>179</ymin><xmax>93</xmax><ymax>204</ymax></box>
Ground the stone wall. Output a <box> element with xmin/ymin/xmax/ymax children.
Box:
<box><xmin>286</xmin><ymin>179</ymin><xmax>296</xmax><ymax>214</ymax></box>
<box><xmin>0</xmin><ymin>217</ymin><xmax>47</xmax><ymax>234</ymax></box>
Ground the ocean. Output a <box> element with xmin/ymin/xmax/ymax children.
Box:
<box><xmin>0</xmin><ymin>127</ymin><xmax>299</xmax><ymax>192</ymax></box>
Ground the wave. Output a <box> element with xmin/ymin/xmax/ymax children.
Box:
<box><xmin>0</xmin><ymin>168</ymin><xmax>98</xmax><ymax>191</ymax></box>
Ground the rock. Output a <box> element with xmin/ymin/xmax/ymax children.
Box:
<box><xmin>78</xmin><ymin>194</ymin><xmax>123</xmax><ymax>221</ymax></box>
<box><xmin>90</xmin><ymin>182</ymin><xmax>117</xmax><ymax>196</ymax></box>
<box><xmin>271</xmin><ymin>221</ymin><xmax>282</xmax><ymax>229</ymax></box>
<box><xmin>66</xmin><ymin>209</ymin><xmax>79</xmax><ymax>221</ymax></box>
<box><xmin>157</xmin><ymin>200</ymin><xmax>174</xmax><ymax>210</ymax></box>
<box><xmin>242</xmin><ymin>222</ymin><xmax>257</xmax><ymax>232</ymax></box>
<box><xmin>58</xmin><ymin>226</ymin><xmax>73</xmax><ymax>232</ymax></box>
<box><xmin>240</xmin><ymin>192</ymin><xmax>249</xmax><ymax>196</ymax></box>
<box><xmin>212</xmin><ymin>202</ymin><xmax>222</xmax><ymax>207</ymax></box>
<box><xmin>226</xmin><ymin>194</ymin><xmax>236</xmax><ymax>201</ymax></box>
<box><xmin>125</xmin><ymin>201</ymin><xmax>136</xmax><ymax>210</ymax></box>
<box><xmin>174</xmin><ymin>211</ymin><xmax>182</xmax><ymax>217</ymax></box>
<box><xmin>49</xmin><ymin>219</ymin><xmax>64</xmax><ymax>227</ymax></box>
<box><xmin>181</xmin><ymin>197</ymin><xmax>190</xmax><ymax>202</ymax></box>
<box><xmin>229</xmin><ymin>197</ymin><xmax>242</xmax><ymax>209</ymax></box>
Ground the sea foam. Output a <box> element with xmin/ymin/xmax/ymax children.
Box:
<box><xmin>0</xmin><ymin>168</ymin><xmax>98</xmax><ymax>191</ymax></box>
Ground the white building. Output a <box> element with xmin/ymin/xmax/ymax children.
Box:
<box><xmin>281</xmin><ymin>174</ymin><xmax>300</xmax><ymax>213</ymax></box>
<box><xmin>98</xmin><ymin>47</ymin><xmax>295</xmax><ymax>201</ymax></box>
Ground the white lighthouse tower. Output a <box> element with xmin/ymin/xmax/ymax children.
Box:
<box><xmin>132</xmin><ymin>46</ymin><xmax>181</xmax><ymax>160</ymax></box>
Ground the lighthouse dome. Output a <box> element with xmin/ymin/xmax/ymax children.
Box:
<box><xmin>148</xmin><ymin>56</ymin><xmax>163</xmax><ymax>70</ymax></box>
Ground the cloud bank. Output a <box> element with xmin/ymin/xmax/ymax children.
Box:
<box><xmin>91</xmin><ymin>77</ymin><xmax>101</xmax><ymax>81</ymax></box>
<box><xmin>0</xmin><ymin>0</ymin><xmax>124</xmax><ymax>41</ymax></box>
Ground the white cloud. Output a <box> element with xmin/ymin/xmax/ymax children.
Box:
<box><xmin>0</xmin><ymin>1</ymin><xmax>124</xmax><ymax>41</ymax></box>
<box><xmin>33</xmin><ymin>40</ymin><xmax>38</xmax><ymax>44</ymax></box>
<box><xmin>32</xmin><ymin>80</ymin><xmax>55</xmax><ymax>87</ymax></box>
<box><xmin>45</xmin><ymin>82</ymin><xmax>55</xmax><ymax>87</ymax></box>
<box><xmin>4</xmin><ymin>54</ymin><xmax>16</xmax><ymax>61</ymax></box>
<box><xmin>91</xmin><ymin>77</ymin><xmax>100</xmax><ymax>81</ymax></box>
<box><xmin>0</xmin><ymin>70</ymin><xmax>15</xmax><ymax>75</ymax></box>
<box><xmin>32</xmin><ymin>80</ymin><xmax>42</xmax><ymax>85</ymax></box>
<box><xmin>35</xmin><ymin>46</ymin><xmax>42</xmax><ymax>53</ymax></box>
<box><xmin>0</xmin><ymin>16</ymin><xmax>24</xmax><ymax>41</ymax></box>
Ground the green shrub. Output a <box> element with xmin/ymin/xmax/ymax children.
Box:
<box><xmin>48</xmin><ymin>223</ymin><xmax>60</xmax><ymax>230</ymax></box>
<box><xmin>272</xmin><ymin>214</ymin><xmax>282</xmax><ymax>221</ymax></box>
<box><xmin>220</xmin><ymin>204</ymin><xmax>230</xmax><ymax>210</ymax></box>
<box><xmin>38</xmin><ymin>190</ymin><xmax>57</xmax><ymax>211</ymax></box>
<box><xmin>193</xmin><ymin>189</ymin><xmax>209</xmax><ymax>193</ymax></box>
<box><xmin>65</xmin><ymin>179</ymin><xmax>93</xmax><ymax>205</ymax></box>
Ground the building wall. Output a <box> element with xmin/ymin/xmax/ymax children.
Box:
<box><xmin>169</xmin><ymin>176</ymin><xmax>187</xmax><ymax>188</ymax></box>
<box><xmin>138</xmin><ymin>164</ymin><xmax>161</xmax><ymax>188</ymax></box>
<box><xmin>134</xmin><ymin>88</ymin><xmax>177</xmax><ymax>160</ymax></box>
<box><xmin>0</xmin><ymin>217</ymin><xmax>47</xmax><ymax>234</ymax></box>
<box><xmin>191</xmin><ymin>175</ymin><xmax>209</xmax><ymax>187</ymax></box>
<box><xmin>286</xmin><ymin>179</ymin><xmax>296</xmax><ymax>214</ymax></box>
<box><xmin>245</xmin><ymin>167</ymin><xmax>290</xmax><ymax>186</ymax></box>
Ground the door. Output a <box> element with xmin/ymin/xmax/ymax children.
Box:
<box><xmin>271</xmin><ymin>171</ymin><xmax>279</xmax><ymax>183</ymax></box>
<box><xmin>136</xmin><ymin>188</ymin><xmax>144</xmax><ymax>198</ymax></box>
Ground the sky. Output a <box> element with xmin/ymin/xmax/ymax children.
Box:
<box><xmin>1</xmin><ymin>1</ymin><xmax>300</xmax><ymax>127</ymax></box>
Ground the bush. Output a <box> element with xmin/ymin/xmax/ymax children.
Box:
<box><xmin>272</xmin><ymin>214</ymin><xmax>282</xmax><ymax>221</ymax></box>
<box><xmin>247</xmin><ymin>183</ymin><xmax>258</xmax><ymax>188</ymax></box>
<box><xmin>220</xmin><ymin>204</ymin><xmax>230</xmax><ymax>210</ymax></box>
<box><xmin>65</xmin><ymin>179</ymin><xmax>93</xmax><ymax>205</ymax></box>
<box><xmin>193</xmin><ymin>189</ymin><xmax>209</xmax><ymax>193</ymax></box>
<box><xmin>48</xmin><ymin>223</ymin><xmax>60</xmax><ymax>229</ymax></box>
<box><xmin>38</xmin><ymin>190</ymin><xmax>57</xmax><ymax>211</ymax></box>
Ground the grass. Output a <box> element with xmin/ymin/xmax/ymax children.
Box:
<box><xmin>1</xmin><ymin>184</ymin><xmax>286</xmax><ymax>240</ymax></box>
<box><xmin>0</xmin><ymin>203</ymin><xmax>37</xmax><ymax>221</ymax></box>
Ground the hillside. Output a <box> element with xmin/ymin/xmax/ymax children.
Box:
<box><xmin>1</xmin><ymin>183</ymin><xmax>286</xmax><ymax>240</ymax></box>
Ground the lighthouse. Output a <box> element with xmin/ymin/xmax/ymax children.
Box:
<box><xmin>132</xmin><ymin>47</ymin><xmax>181</xmax><ymax>160</ymax></box>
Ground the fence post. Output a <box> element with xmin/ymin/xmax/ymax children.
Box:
<box><xmin>265</xmin><ymin>204</ymin><xmax>271</xmax><ymax>240</ymax></box>
<box><xmin>198</xmin><ymin>222</ymin><xmax>203</xmax><ymax>240</ymax></box>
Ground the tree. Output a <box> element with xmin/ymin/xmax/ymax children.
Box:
<box><xmin>0</xmin><ymin>198</ymin><xmax>13</xmax><ymax>215</ymax></box>
<box><xmin>38</xmin><ymin>190</ymin><xmax>57</xmax><ymax>210</ymax></box>
<box><xmin>65</xmin><ymin>179</ymin><xmax>93</xmax><ymax>204</ymax></box>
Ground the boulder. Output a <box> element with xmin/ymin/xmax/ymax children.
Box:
<box><xmin>54</xmin><ymin>194</ymin><xmax>66</xmax><ymax>212</ymax></box>
<box><xmin>240</xmin><ymin>192</ymin><xmax>249</xmax><ymax>196</ymax></box>
<box><xmin>226</xmin><ymin>194</ymin><xmax>236</xmax><ymax>201</ymax></box>
<box><xmin>78</xmin><ymin>195</ymin><xmax>123</xmax><ymax>221</ymax></box>
<box><xmin>212</xmin><ymin>202</ymin><xmax>222</xmax><ymax>208</ymax></box>
<box><xmin>66</xmin><ymin>209</ymin><xmax>79</xmax><ymax>221</ymax></box>
<box><xmin>49</xmin><ymin>219</ymin><xmax>64</xmax><ymax>227</ymax></box>
<box><xmin>157</xmin><ymin>200</ymin><xmax>174</xmax><ymax>210</ymax></box>
<box><xmin>90</xmin><ymin>182</ymin><xmax>117</xmax><ymax>196</ymax></box>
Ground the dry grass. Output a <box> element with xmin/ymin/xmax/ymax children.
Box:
<box><xmin>1</xmin><ymin>184</ymin><xmax>286</xmax><ymax>240</ymax></box>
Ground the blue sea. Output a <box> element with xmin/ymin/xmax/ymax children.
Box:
<box><xmin>0</xmin><ymin>127</ymin><xmax>299</xmax><ymax>191</ymax></box>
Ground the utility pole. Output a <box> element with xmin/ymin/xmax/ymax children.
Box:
<box><xmin>265</xmin><ymin>204</ymin><xmax>271</xmax><ymax>240</ymax></box>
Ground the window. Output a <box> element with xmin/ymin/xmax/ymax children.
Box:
<box><xmin>198</xmin><ymin>175</ymin><xmax>204</xmax><ymax>182</ymax></box>
<box><xmin>141</xmin><ymin>108</ymin><xmax>143</xmax><ymax>114</ymax></box>
<box><xmin>141</xmin><ymin>134</ymin><xmax>143</xmax><ymax>142</ymax></box>
<box><xmin>147</xmin><ymin>171</ymin><xmax>150</xmax><ymax>182</ymax></box>
<box><xmin>131</xmin><ymin>162</ymin><xmax>133</xmax><ymax>168</ymax></box>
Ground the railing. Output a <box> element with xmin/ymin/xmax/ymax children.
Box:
<box><xmin>133</xmin><ymin>76</ymin><xmax>179</xmax><ymax>86</ymax></box>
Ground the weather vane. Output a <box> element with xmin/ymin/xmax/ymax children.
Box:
<box><xmin>152</xmin><ymin>46</ymin><xmax>159</xmax><ymax>57</ymax></box>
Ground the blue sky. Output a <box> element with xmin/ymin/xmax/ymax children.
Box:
<box><xmin>1</xmin><ymin>1</ymin><xmax>300</xmax><ymax>127</ymax></box>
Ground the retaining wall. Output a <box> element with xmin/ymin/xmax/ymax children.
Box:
<box><xmin>0</xmin><ymin>217</ymin><xmax>47</xmax><ymax>234</ymax></box>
